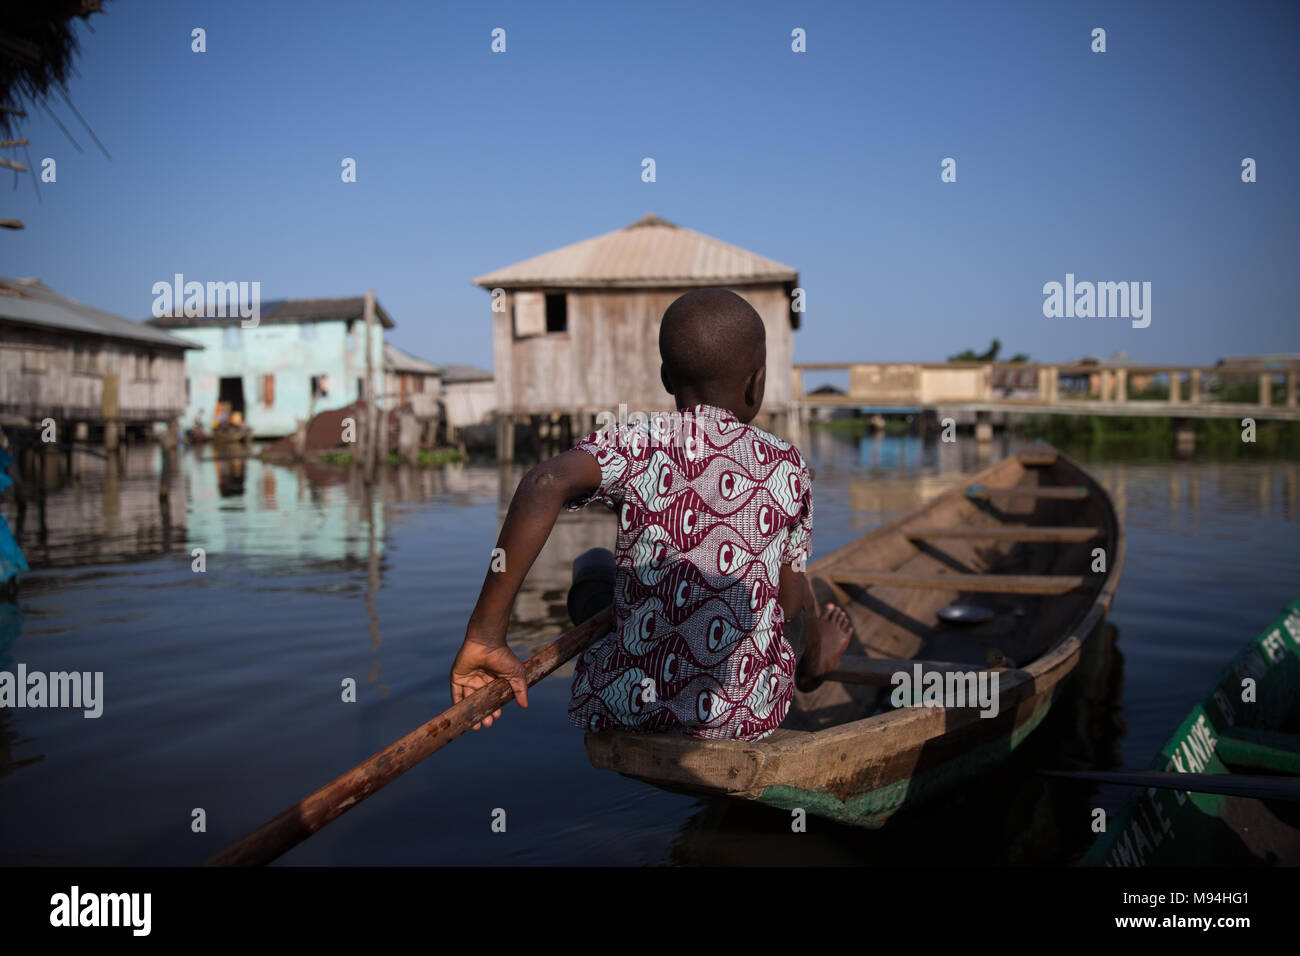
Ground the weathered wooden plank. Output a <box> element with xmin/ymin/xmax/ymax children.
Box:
<box><xmin>585</xmin><ymin>729</ymin><xmax>767</xmax><ymax>797</ymax></box>
<box><xmin>825</xmin><ymin>656</ymin><xmax>1004</xmax><ymax>687</ymax></box>
<box><xmin>1016</xmin><ymin>451</ymin><xmax>1058</xmax><ymax>467</ymax></box>
<box><xmin>967</xmin><ymin>485</ymin><xmax>1088</xmax><ymax>500</ymax></box>
<box><xmin>906</xmin><ymin>525</ymin><xmax>1101</xmax><ymax>543</ymax></box>
<box><xmin>832</xmin><ymin>570</ymin><xmax>1088</xmax><ymax>595</ymax></box>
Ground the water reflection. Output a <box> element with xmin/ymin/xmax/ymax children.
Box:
<box><xmin>0</xmin><ymin>429</ymin><xmax>1297</xmax><ymax>864</ymax></box>
<box><xmin>0</xmin><ymin>603</ymin><xmax>40</xmax><ymax>780</ymax></box>
<box><xmin>6</xmin><ymin>446</ymin><xmax>186</xmax><ymax>568</ymax></box>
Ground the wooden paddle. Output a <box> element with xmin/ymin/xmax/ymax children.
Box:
<box><xmin>204</xmin><ymin>606</ymin><xmax>612</xmax><ymax>867</ymax></box>
<box><xmin>1041</xmin><ymin>769</ymin><xmax>1300</xmax><ymax>802</ymax></box>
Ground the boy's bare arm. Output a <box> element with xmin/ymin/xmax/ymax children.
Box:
<box><xmin>450</xmin><ymin>449</ymin><xmax>602</xmax><ymax>728</ymax></box>
<box><xmin>777</xmin><ymin>563</ymin><xmax>805</xmax><ymax>621</ymax></box>
<box><xmin>466</xmin><ymin>448</ymin><xmax>601</xmax><ymax>642</ymax></box>
<box><xmin>779</xmin><ymin>565</ymin><xmax>833</xmax><ymax>690</ymax></box>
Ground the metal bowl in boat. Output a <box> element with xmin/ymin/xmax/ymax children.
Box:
<box><xmin>937</xmin><ymin>604</ymin><xmax>995</xmax><ymax>625</ymax></box>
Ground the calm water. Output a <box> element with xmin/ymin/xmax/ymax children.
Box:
<box><xmin>2</xmin><ymin>431</ymin><xmax>1298</xmax><ymax>865</ymax></box>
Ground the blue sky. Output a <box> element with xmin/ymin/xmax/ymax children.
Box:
<box><xmin>2</xmin><ymin>0</ymin><xmax>1296</xmax><ymax>372</ymax></box>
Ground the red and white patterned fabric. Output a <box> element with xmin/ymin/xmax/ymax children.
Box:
<box><xmin>564</xmin><ymin>403</ymin><xmax>813</xmax><ymax>740</ymax></box>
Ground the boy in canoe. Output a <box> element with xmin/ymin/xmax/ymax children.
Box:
<box><xmin>450</xmin><ymin>288</ymin><xmax>852</xmax><ymax>739</ymax></box>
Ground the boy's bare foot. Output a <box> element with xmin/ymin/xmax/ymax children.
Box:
<box><xmin>795</xmin><ymin>603</ymin><xmax>853</xmax><ymax>692</ymax></box>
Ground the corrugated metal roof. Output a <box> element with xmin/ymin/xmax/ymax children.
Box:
<box><xmin>147</xmin><ymin>296</ymin><xmax>395</xmax><ymax>329</ymax></box>
<box><xmin>0</xmin><ymin>278</ymin><xmax>198</xmax><ymax>350</ymax></box>
<box><xmin>473</xmin><ymin>214</ymin><xmax>798</xmax><ymax>289</ymax></box>
<box><xmin>440</xmin><ymin>364</ymin><xmax>493</xmax><ymax>384</ymax></box>
<box><xmin>384</xmin><ymin>343</ymin><xmax>441</xmax><ymax>375</ymax></box>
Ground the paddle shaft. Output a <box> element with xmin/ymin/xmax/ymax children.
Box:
<box><xmin>204</xmin><ymin>607</ymin><xmax>611</xmax><ymax>867</ymax></box>
<box><xmin>1042</xmin><ymin>769</ymin><xmax>1300</xmax><ymax>802</ymax></box>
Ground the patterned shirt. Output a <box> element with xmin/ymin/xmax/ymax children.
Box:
<box><xmin>564</xmin><ymin>403</ymin><xmax>814</xmax><ymax>741</ymax></box>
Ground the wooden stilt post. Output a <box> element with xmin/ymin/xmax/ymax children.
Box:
<box><xmin>495</xmin><ymin>413</ymin><xmax>510</xmax><ymax>463</ymax></box>
<box><xmin>771</xmin><ymin>409</ymin><xmax>790</xmax><ymax>441</ymax></box>
<box><xmin>363</xmin><ymin>289</ymin><xmax>377</xmax><ymax>481</ymax></box>
<box><xmin>398</xmin><ymin>409</ymin><xmax>419</xmax><ymax>465</ymax></box>
<box><xmin>73</xmin><ymin>422</ymin><xmax>88</xmax><ymax>478</ymax></box>
<box><xmin>159</xmin><ymin>428</ymin><xmax>171</xmax><ymax>506</ymax></box>
<box><xmin>63</xmin><ymin>420</ymin><xmax>73</xmax><ymax>479</ymax></box>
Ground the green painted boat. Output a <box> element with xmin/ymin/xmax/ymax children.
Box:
<box><xmin>584</xmin><ymin>445</ymin><xmax>1124</xmax><ymax>827</ymax></box>
<box><xmin>1082</xmin><ymin>598</ymin><xmax>1300</xmax><ymax>866</ymax></box>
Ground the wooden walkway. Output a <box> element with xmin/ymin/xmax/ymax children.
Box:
<box><xmin>795</xmin><ymin>361</ymin><xmax>1300</xmax><ymax>422</ymax></box>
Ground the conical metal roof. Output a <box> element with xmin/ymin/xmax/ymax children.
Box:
<box><xmin>473</xmin><ymin>214</ymin><xmax>797</xmax><ymax>289</ymax></box>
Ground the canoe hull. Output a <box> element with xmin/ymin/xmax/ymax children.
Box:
<box><xmin>588</xmin><ymin>609</ymin><xmax>1099</xmax><ymax>827</ymax></box>
<box><xmin>751</xmin><ymin>678</ymin><xmax>1060</xmax><ymax>827</ymax></box>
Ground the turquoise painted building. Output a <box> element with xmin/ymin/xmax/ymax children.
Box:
<box><xmin>148</xmin><ymin>296</ymin><xmax>393</xmax><ymax>438</ymax></box>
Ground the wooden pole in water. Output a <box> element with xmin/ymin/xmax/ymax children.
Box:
<box><xmin>364</xmin><ymin>289</ymin><xmax>377</xmax><ymax>481</ymax></box>
<box><xmin>203</xmin><ymin>606</ymin><xmax>612</xmax><ymax>867</ymax></box>
<box><xmin>1042</xmin><ymin>769</ymin><xmax>1300</xmax><ymax>802</ymax></box>
<box><xmin>379</xmin><ymin>387</ymin><xmax>389</xmax><ymax>467</ymax></box>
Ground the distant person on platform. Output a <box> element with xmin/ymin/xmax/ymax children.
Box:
<box><xmin>449</xmin><ymin>288</ymin><xmax>851</xmax><ymax>739</ymax></box>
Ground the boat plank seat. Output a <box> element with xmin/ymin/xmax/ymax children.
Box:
<box><xmin>967</xmin><ymin>485</ymin><xmax>1089</xmax><ymax>500</ymax></box>
<box><xmin>1016</xmin><ymin>451</ymin><xmax>1059</xmax><ymax>467</ymax></box>
<box><xmin>832</xmin><ymin>570</ymin><xmax>1088</xmax><ymax>595</ymax></box>
<box><xmin>825</xmin><ymin>655</ymin><xmax>1007</xmax><ymax>687</ymax></box>
<box><xmin>906</xmin><ymin>526</ymin><xmax>1102</xmax><ymax>543</ymax></box>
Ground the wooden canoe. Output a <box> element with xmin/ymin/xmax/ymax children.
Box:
<box><xmin>1081</xmin><ymin>598</ymin><xmax>1300</xmax><ymax>866</ymax></box>
<box><xmin>584</xmin><ymin>443</ymin><xmax>1125</xmax><ymax>828</ymax></box>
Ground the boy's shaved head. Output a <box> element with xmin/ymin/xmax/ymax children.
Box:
<box><xmin>659</xmin><ymin>288</ymin><xmax>766</xmax><ymax>391</ymax></box>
